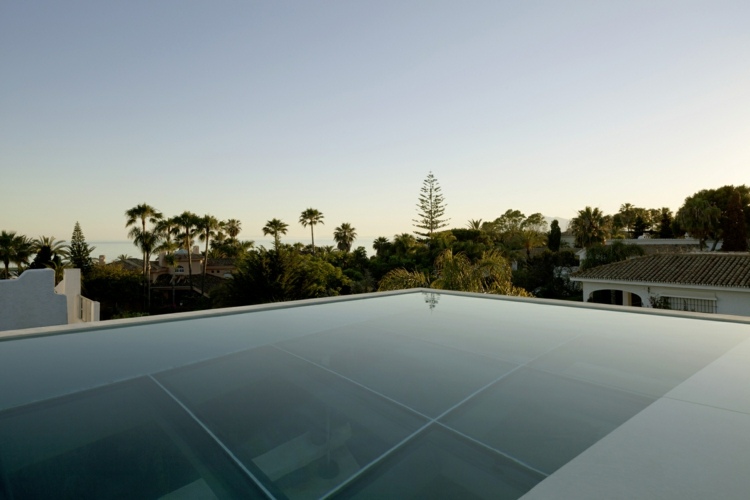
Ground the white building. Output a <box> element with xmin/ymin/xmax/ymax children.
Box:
<box><xmin>0</xmin><ymin>268</ymin><xmax>99</xmax><ymax>331</ymax></box>
<box><xmin>571</xmin><ymin>253</ymin><xmax>750</xmax><ymax>316</ymax></box>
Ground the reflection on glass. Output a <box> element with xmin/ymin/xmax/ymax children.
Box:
<box><xmin>0</xmin><ymin>377</ymin><xmax>263</xmax><ymax>499</ymax></box>
<box><xmin>441</xmin><ymin>368</ymin><xmax>654</xmax><ymax>474</ymax></box>
<box><xmin>422</xmin><ymin>291</ymin><xmax>440</xmax><ymax>310</ymax></box>
<box><xmin>156</xmin><ymin>346</ymin><xmax>426</xmax><ymax>499</ymax></box>
<box><xmin>529</xmin><ymin>328</ymin><xmax>748</xmax><ymax>398</ymax></box>
<box><xmin>336</xmin><ymin>425</ymin><xmax>543</xmax><ymax>499</ymax></box>
<box><xmin>278</xmin><ymin>327</ymin><xmax>516</xmax><ymax>417</ymax></box>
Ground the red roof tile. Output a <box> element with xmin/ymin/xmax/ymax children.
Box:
<box><xmin>573</xmin><ymin>253</ymin><xmax>750</xmax><ymax>288</ymax></box>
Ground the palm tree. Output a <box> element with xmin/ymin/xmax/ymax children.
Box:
<box><xmin>378</xmin><ymin>249</ymin><xmax>529</xmax><ymax>296</ymax></box>
<box><xmin>430</xmin><ymin>249</ymin><xmax>474</xmax><ymax>291</ymax></box>
<box><xmin>29</xmin><ymin>236</ymin><xmax>69</xmax><ymax>269</ymax></box>
<box><xmin>32</xmin><ymin>236</ymin><xmax>69</xmax><ymax>259</ymax></box>
<box><xmin>12</xmin><ymin>236</ymin><xmax>34</xmax><ymax>276</ymax></box>
<box><xmin>131</xmin><ymin>228</ymin><xmax>162</xmax><ymax>307</ymax></box>
<box><xmin>132</xmin><ymin>229</ymin><xmax>161</xmax><ymax>275</ymax></box>
<box><xmin>0</xmin><ymin>231</ymin><xmax>15</xmax><ymax>278</ymax></box>
<box><xmin>570</xmin><ymin>206</ymin><xmax>609</xmax><ymax>249</ymax></box>
<box><xmin>372</xmin><ymin>236</ymin><xmax>391</xmax><ymax>258</ymax></box>
<box><xmin>263</xmin><ymin>218</ymin><xmax>289</xmax><ymax>251</ymax></box>
<box><xmin>377</xmin><ymin>268</ymin><xmax>430</xmax><ymax>291</ymax></box>
<box><xmin>392</xmin><ymin>233</ymin><xmax>417</xmax><ymax>257</ymax></box>
<box><xmin>0</xmin><ymin>231</ymin><xmax>33</xmax><ymax>278</ymax></box>
<box><xmin>213</xmin><ymin>221</ymin><xmax>227</xmax><ymax>246</ymax></box>
<box><xmin>333</xmin><ymin>223</ymin><xmax>357</xmax><ymax>253</ymax></box>
<box><xmin>173</xmin><ymin>211</ymin><xmax>200</xmax><ymax>290</ymax></box>
<box><xmin>154</xmin><ymin>217</ymin><xmax>180</xmax><ymax>255</ymax></box>
<box><xmin>210</xmin><ymin>238</ymin><xmax>254</xmax><ymax>258</ymax></box>
<box><xmin>471</xmin><ymin>250</ymin><xmax>527</xmax><ymax>295</ymax></box>
<box><xmin>618</xmin><ymin>203</ymin><xmax>636</xmax><ymax>236</ymax></box>
<box><xmin>299</xmin><ymin>208</ymin><xmax>324</xmax><ymax>255</ymax></box>
<box><xmin>467</xmin><ymin>219</ymin><xmax>483</xmax><ymax>230</ymax></box>
<box><xmin>125</xmin><ymin>203</ymin><xmax>162</xmax><ymax>277</ymax></box>
<box><xmin>224</xmin><ymin>219</ymin><xmax>242</xmax><ymax>241</ymax></box>
<box><xmin>47</xmin><ymin>259</ymin><xmax>72</xmax><ymax>285</ymax></box>
<box><xmin>198</xmin><ymin>214</ymin><xmax>220</xmax><ymax>295</ymax></box>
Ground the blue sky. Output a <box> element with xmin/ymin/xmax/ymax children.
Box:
<box><xmin>2</xmin><ymin>1</ymin><xmax>749</xmax><ymax>244</ymax></box>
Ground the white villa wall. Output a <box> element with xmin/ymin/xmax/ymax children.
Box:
<box><xmin>55</xmin><ymin>269</ymin><xmax>100</xmax><ymax>324</ymax></box>
<box><xmin>55</xmin><ymin>268</ymin><xmax>81</xmax><ymax>324</ymax></box>
<box><xmin>0</xmin><ymin>269</ymin><xmax>68</xmax><ymax>331</ymax></box>
<box><xmin>580</xmin><ymin>281</ymin><xmax>750</xmax><ymax>317</ymax></box>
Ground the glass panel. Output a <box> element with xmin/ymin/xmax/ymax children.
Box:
<box><xmin>155</xmin><ymin>346</ymin><xmax>427</xmax><ymax>500</ymax></box>
<box><xmin>336</xmin><ymin>425</ymin><xmax>544</xmax><ymax>499</ymax></box>
<box><xmin>0</xmin><ymin>377</ymin><xmax>263</xmax><ymax>499</ymax></box>
<box><xmin>277</xmin><ymin>325</ymin><xmax>516</xmax><ymax>417</ymax></box>
<box><xmin>529</xmin><ymin>323</ymin><xmax>748</xmax><ymax>397</ymax></box>
<box><xmin>0</xmin><ymin>294</ymin><xmax>418</xmax><ymax>412</ymax></box>
<box><xmin>375</xmin><ymin>311</ymin><xmax>580</xmax><ymax>365</ymax></box>
<box><xmin>441</xmin><ymin>368</ymin><xmax>654</xmax><ymax>474</ymax></box>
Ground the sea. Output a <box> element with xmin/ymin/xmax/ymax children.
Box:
<box><xmin>91</xmin><ymin>238</ymin><xmax>377</xmax><ymax>264</ymax></box>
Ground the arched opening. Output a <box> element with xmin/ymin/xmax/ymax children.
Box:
<box><xmin>587</xmin><ymin>289</ymin><xmax>644</xmax><ymax>307</ymax></box>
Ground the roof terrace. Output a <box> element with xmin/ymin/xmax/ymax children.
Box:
<box><xmin>1</xmin><ymin>290</ymin><xmax>748</xmax><ymax>499</ymax></box>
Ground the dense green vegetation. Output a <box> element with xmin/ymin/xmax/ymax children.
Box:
<box><xmin>2</xmin><ymin>177</ymin><xmax>749</xmax><ymax>319</ymax></box>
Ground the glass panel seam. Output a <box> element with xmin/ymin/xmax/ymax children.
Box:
<box><xmin>432</xmin><ymin>331</ymin><xmax>589</xmax><ymax>422</ymax></box>
<box><xmin>526</xmin><ymin>365</ymin><xmax>663</xmax><ymax>400</ymax></box>
<box><xmin>271</xmin><ymin>344</ymin><xmax>434</xmax><ymax>420</ymax></box>
<box><xmin>317</xmin><ymin>422</ymin><xmax>434</xmax><ymax>499</ymax></box>
<box><xmin>280</xmin><ymin>334</ymin><xmax>581</xmax><ymax>498</ymax></box>
<box><xmin>148</xmin><ymin>375</ymin><xmax>275</xmax><ymax>499</ymax></box>
<box><xmin>661</xmin><ymin>396</ymin><xmax>750</xmax><ymax>417</ymax></box>
<box><xmin>434</xmin><ymin>422</ymin><xmax>549</xmax><ymax>478</ymax></box>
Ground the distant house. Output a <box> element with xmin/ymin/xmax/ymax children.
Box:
<box><xmin>571</xmin><ymin>253</ymin><xmax>750</xmax><ymax>316</ymax></box>
<box><xmin>114</xmin><ymin>246</ymin><xmax>237</xmax><ymax>296</ymax></box>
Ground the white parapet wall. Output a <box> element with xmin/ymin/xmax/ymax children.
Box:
<box><xmin>0</xmin><ymin>269</ymin><xmax>68</xmax><ymax>331</ymax></box>
<box><xmin>80</xmin><ymin>296</ymin><xmax>100</xmax><ymax>322</ymax></box>
<box><xmin>55</xmin><ymin>269</ymin><xmax>100</xmax><ymax>324</ymax></box>
<box><xmin>55</xmin><ymin>268</ymin><xmax>80</xmax><ymax>324</ymax></box>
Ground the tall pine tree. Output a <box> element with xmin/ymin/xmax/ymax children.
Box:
<box><xmin>69</xmin><ymin>222</ymin><xmax>95</xmax><ymax>273</ymax></box>
<box><xmin>413</xmin><ymin>172</ymin><xmax>449</xmax><ymax>238</ymax></box>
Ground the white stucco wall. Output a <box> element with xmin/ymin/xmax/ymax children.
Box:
<box><xmin>53</xmin><ymin>268</ymin><xmax>100</xmax><ymax>324</ymax></box>
<box><xmin>579</xmin><ymin>280</ymin><xmax>750</xmax><ymax>317</ymax></box>
<box><xmin>0</xmin><ymin>269</ymin><xmax>68</xmax><ymax>331</ymax></box>
<box><xmin>55</xmin><ymin>268</ymin><xmax>81</xmax><ymax>324</ymax></box>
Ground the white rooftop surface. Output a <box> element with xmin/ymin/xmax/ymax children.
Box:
<box><xmin>524</xmin><ymin>334</ymin><xmax>750</xmax><ymax>499</ymax></box>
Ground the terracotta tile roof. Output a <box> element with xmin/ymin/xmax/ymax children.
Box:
<box><xmin>637</xmin><ymin>244</ymin><xmax>699</xmax><ymax>255</ymax></box>
<box><xmin>572</xmin><ymin>253</ymin><xmax>750</xmax><ymax>288</ymax></box>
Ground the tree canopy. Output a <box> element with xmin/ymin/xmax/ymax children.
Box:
<box><xmin>676</xmin><ymin>185</ymin><xmax>750</xmax><ymax>249</ymax></box>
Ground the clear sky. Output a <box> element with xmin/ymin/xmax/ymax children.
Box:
<box><xmin>2</xmin><ymin>1</ymin><xmax>749</xmax><ymax>244</ymax></box>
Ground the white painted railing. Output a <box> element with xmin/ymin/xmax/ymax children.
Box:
<box><xmin>79</xmin><ymin>295</ymin><xmax>100</xmax><ymax>322</ymax></box>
